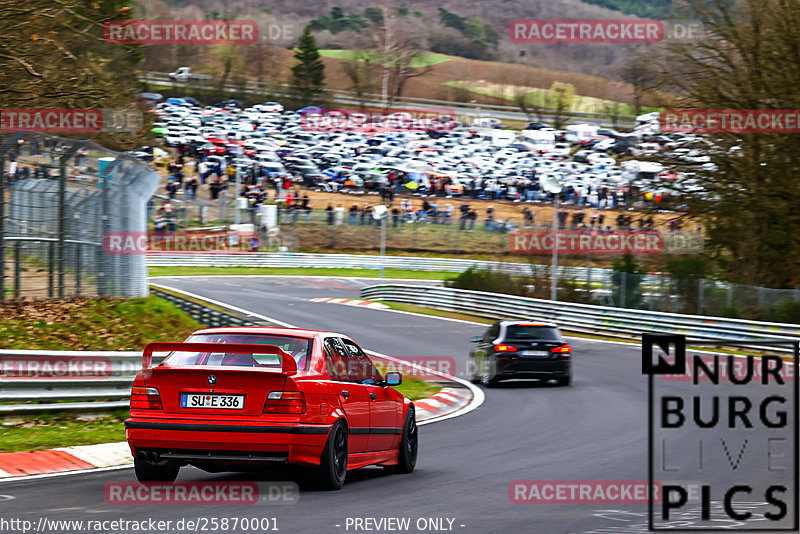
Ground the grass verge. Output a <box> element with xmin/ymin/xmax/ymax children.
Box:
<box><xmin>393</xmin><ymin>376</ymin><xmax>442</xmax><ymax>401</ymax></box>
<box><xmin>0</xmin><ymin>296</ymin><xmax>202</xmax><ymax>351</ymax></box>
<box><xmin>374</xmin><ymin>363</ymin><xmax>442</xmax><ymax>401</ymax></box>
<box><xmin>148</xmin><ymin>266</ymin><xmax>454</xmax><ymax>280</ymax></box>
<box><xmin>379</xmin><ymin>301</ymin><xmax>493</xmax><ymax>324</ymax></box>
<box><xmin>0</xmin><ymin>410</ymin><xmax>128</xmax><ymax>453</ymax></box>
<box><xmin>319</xmin><ymin>49</ymin><xmax>452</xmax><ymax>67</ymax></box>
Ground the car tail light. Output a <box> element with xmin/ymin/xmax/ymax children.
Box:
<box><xmin>264</xmin><ymin>391</ymin><xmax>306</xmax><ymax>414</ymax></box>
<box><xmin>551</xmin><ymin>345</ymin><xmax>572</xmax><ymax>354</ymax></box>
<box><xmin>494</xmin><ymin>344</ymin><xmax>518</xmax><ymax>352</ymax></box>
<box><xmin>130</xmin><ymin>386</ymin><xmax>162</xmax><ymax>410</ymax></box>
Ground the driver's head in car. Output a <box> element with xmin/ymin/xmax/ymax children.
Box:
<box><xmin>221</xmin><ymin>353</ymin><xmax>257</xmax><ymax>366</ymax></box>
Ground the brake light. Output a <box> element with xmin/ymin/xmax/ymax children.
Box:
<box><xmin>264</xmin><ymin>391</ymin><xmax>306</xmax><ymax>414</ymax></box>
<box><xmin>494</xmin><ymin>344</ymin><xmax>518</xmax><ymax>352</ymax></box>
<box><xmin>130</xmin><ymin>386</ymin><xmax>162</xmax><ymax>410</ymax></box>
<box><xmin>551</xmin><ymin>345</ymin><xmax>572</xmax><ymax>354</ymax></box>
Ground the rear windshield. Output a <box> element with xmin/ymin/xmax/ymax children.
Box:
<box><xmin>161</xmin><ymin>333</ymin><xmax>313</xmax><ymax>370</ymax></box>
<box><xmin>505</xmin><ymin>325</ymin><xmax>560</xmax><ymax>341</ymax></box>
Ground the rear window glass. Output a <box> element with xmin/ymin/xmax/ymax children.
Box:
<box><xmin>505</xmin><ymin>325</ymin><xmax>560</xmax><ymax>341</ymax></box>
<box><xmin>161</xmin><ymin>334</ymin><xmax>312</xmax><ymax>370</ymax></box>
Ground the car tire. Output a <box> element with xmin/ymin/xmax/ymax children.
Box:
<box><xmin>134</xmin><ymin>455</ymin><xmax>179</xmax><ymax>484</ymax></box>
<box><xmin>468</xmin><ymin>359</ymin><xmax>481</xmax><ymax>384</ymax></box>
<box><xmin>316</xmin><ymin>421</ymin><xmax>348</xmax><ymax>490</ymax></box>
<box><xmin>389</xmin><ymin>407</ymin><xmax>418</xmax><ymax>474</ymax></box>
<box><xmin>481</xmin><ymin>372</ymin><xmax>499</xmax><ymax>388</ymax></box>
<box><xmin>556</xmin><ymin>375</ymin><xmax>572</xmax><ymax>387</ymax></box>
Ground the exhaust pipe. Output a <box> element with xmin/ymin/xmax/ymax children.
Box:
<box><xmin>142</xmin><ymin>451</ymin><xmax>166</xmax><ymax>465</ymax></box>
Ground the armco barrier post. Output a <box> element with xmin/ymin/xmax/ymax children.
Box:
<box><xmin>48</xmin><ymin>241</ymin><xmax>55</xmax><ymax>298</ymax></box>
<box><xmin>75</xmin><ymin>243</ymin><xmax>82</xmax><ymax>295</ymax></box>
<box><xmin>13</xmin><ymin>240</ymin><xmax>21</xmax><ymax>299</ymax></box>
<box><xmin>698</xmin><ymin>279</ymin><xmax>705</xmax><ymax>315</ymax></box>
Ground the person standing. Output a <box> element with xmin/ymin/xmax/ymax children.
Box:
<box><xmin>198</xmin><ymin>160</ymin><xmax>208</xmax><ymax>184</ymax></box>
<box><xmin>301</xmin><ymin>194</ymin><xmax>311</xmax><ymax>222</ymax></box>
<box><xmin>326</xmin><ymin>204</ymin><xmax>334</xmax><ymax>226</ymax></box>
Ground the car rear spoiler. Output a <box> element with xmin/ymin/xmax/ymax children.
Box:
<box><xmin>142</xmin><ymin>342</ymin><xmax>297</xmax><ymax>375</ymax></box>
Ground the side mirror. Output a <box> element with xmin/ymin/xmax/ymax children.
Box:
<box><xmin>470</xmin><ymin>336</ymin><xmax>482</xmax><ymax>343</ymax></box>
<box><xmin>385</xmin><ymin>372</ymin><xmax>402</xmax><ymax>386</ymax></box>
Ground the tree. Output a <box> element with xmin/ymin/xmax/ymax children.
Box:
<box><xmin>658</xmin><ymin>0</ymin><xmax>800</xmax><ymax>287</ymax></box>
<box><xmin>0</xmin><ymin>0</ymin><xmax>146</xmax><ymax>148</ymax></box>
<box><xmin>366</xmin><ymin>7</ymin><xmax>432</xmax><ymax>108</ymax></box>
<box><xmin>364</xmin><ymin>6</ymin><xmax>384</xmax><ymax>25</ymax></box>
<box><xmin>546</xmin><ymin>82</ymin><xmax>575</xmax><ymax>129</ymax></box>
<box><xmin>611</xmin><ymin>255</ymin><xmax>644</xmax><ymax>308</ymax></box>
<box><xmin>212</xmin><ymin>44</ymin><xmax>244</xmax><ymax>92</ymax></box>
<box><xmin>510</xmin><ymin>72</ymin><xmax>544</xmax><ymax>122</ymax></box>
<box><xmin>663</xmin><ymin>255</ymin><xmax>711</xmax><ymax>314</ymax></box>
<box><xmin>245</xmin><ymin>43</ymin><xmax>279</xmax><ymax>85</ymax></box>
<box><xmin>603</xmin><ymin>101</ymin><xmax>622</xmax><ymax>130</ymax></box>
<box><xmin>291</xmin><ymin>25</ymin><xmax>326</xmax><ymax>105</ymax></box>
<box><xmin>339</xmin><ymin>50</ymin><xmax>377</xmax><ymax>109</ymax></box>
<box><xmin>618</xmin><ymin>50</ymin><xmax>659</xmax><ymax>116</ymax></box>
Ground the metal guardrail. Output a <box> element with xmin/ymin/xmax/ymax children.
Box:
<box><xmin>0</xmin><ymin>352</ymin><xmax>145</xmax><ymax>415</ymax></box>
<box><xmin>0</xmin><ymin>291</ymin><xmax>258</xmax><ymax>416</ymax></box>
<box><xmin>150</xmin><ymin>287</ymin><xmax>259</xmax><ymax>328</ymax></box>
<box><xmin>360</xmin><ymin>284</ymin><xmax>800</xmax><ymax>351</ymax></box>
<box><xmin>147</xmin><ymin>252</ymin><xmax>618</xmax><ymax>282</ymax></box>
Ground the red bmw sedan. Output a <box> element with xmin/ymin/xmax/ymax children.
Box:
<box><xmin>126</xmin><ymin>327</ymin><xmax>417</xmax><ymax>490</ymax></box>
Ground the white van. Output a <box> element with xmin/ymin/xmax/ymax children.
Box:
<box><xmin>621</xmin><ymin>160</ymin><xmax>663</xmax><ymax>181</ymax></box>
<box><xmin>472</xmin><ymin>117</ymin><xmax>502</xmax><ymax>128</ymax></box>
<box><xmin>490</xmin><ymin>130</ymin><xmax>515</xmax><ymax>146</ymax></box>
<box><xmin>634</xmin><ymin>112</ymin><xmax>661</xmax><ymax>135</ymax></box>
<box><xmin>521</xmin><ymin>130</ymin><xmax>556</xmax><ymax>151</ymax></box>
<box><xmin>565</xmin><ymin>124</ymin><xmax>599</xmax><ymax>144</ymax></box>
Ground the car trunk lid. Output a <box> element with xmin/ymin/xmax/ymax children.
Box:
<box><xmin>141</xmin><ymin>342</ymin><xmax>297</xmax><ymax>416</ymax></box>
<box><xmin>145</xmin><ymin>367</ymin><xmax>287</xmax><ymax>416</ymax></box>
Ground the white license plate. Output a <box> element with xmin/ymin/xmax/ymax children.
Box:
<box><xmin>521</xmin><ymin>350</ymin><xmax>549</xmax><ymax>357</ymax></box>
<box><xmin>181</xmin><ymin>393</ymin><xmax>244</xmax><ymax>410</ymax></box>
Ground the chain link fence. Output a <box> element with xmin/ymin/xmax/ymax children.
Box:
<box><xmin>0</xmin><ymin>133</ymin><xmax>160</xmax><ymax>299</ymax></box>
<box><xmin>556</xmin><ymin>271</ymin><xmax>800</xmax><ymax>322</ymax></box>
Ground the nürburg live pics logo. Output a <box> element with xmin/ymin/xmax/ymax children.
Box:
<box><xmin>643</xmin><ymin>334</ymin><xmax>798</xmax><ymax>530</ymax></box>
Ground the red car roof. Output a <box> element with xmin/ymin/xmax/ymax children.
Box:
<box><xmin>188</xmin><ymin>326</ymin><xmax>344</xmax><ymax>339</ymax></box>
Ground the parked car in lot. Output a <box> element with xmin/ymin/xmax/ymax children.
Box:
<box><xmin>168</xmin><ymin>67</ymin><xmax>212</xmax><ymax>83</ymax></box>
<box><xmin>525</xmin><ymin>122</ymin><xmax>553</xmax><ymax>130</ymax></box>
<box><xmin>468</xmin><ymin>321</ymin><xmax>572</xmax><ymax>387</ymax></box>
<box><xmin>126</xmin><ymin>327</ymin><xmax>417</xmax><ymax>490</ymax></box>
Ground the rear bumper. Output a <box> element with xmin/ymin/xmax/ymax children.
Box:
<box><xmin>495</xmin><ymin>359</ymin><xmax>570</xmax><ymax>379</ymax></box>
<box><xmin>125</xmin><ymin>419</ymin><xmax>332</xmax><ymax>467</ymax></box>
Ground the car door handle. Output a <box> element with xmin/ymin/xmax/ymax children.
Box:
<box><xmin>370</xmin><ymin>393</ymin><xmax>377</xmax><ymax>400</ymax></box>
<box><xmin>341</xmin><ymin>390</ymin><xmax>349</xmax><ymax>398</ymax></box>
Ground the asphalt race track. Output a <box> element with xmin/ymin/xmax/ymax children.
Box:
<box><xmin>0</xmin><ymin>276</ymin><xmax>792</xmax><ymax>533</ymax></box>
